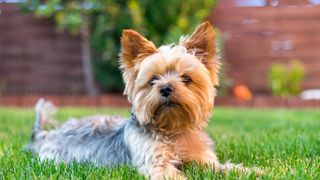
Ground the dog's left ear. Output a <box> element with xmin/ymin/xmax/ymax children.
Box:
<box><xmin>181</xmin><ymin>21</ymin><xmax>220</xmax><ymax>86</ymax></box>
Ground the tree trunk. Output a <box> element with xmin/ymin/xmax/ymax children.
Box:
<box><xmin>80</xmin><ymin>16</ymin><xmax>98</xmax><ymax>96</ymax></box>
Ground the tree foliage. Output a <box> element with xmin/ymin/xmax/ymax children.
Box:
<box><xmin>22</xmin><ymin>0</ymin><xmax>217</xmax><ymax>92</ymax></box>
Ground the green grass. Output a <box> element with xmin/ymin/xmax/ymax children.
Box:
<box><xmin>0</xmin><ymin>107</ymin><xmax>319</xmax><ymax>179</ymax></box>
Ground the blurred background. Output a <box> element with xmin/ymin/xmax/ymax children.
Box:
<box><xmin>0</xmin><ymin>0</ymin><xmax>319</xmax><ymax>107</ymax></box>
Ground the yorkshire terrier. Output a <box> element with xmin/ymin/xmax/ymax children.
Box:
<box><xmin>26</xmin><ymin>22</ymin><xmax>261</xmax><ymax>179</ymax></box>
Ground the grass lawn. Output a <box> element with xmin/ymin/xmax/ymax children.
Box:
<box><xmin>0</xmin><ymin>107</ymin><xmax>319</xmax><ymax>179</ymax></box>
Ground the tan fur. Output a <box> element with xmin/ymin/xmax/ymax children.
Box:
<box><xmin>120</xmin><ymin>30</ymin><xmax>157</xmax><ymax>101</ymax></box>
<box><xmin>120</xmin><ymin>21</ymin><xmax>262</xmax><ymax>179</ymax></box>
<box><xmin>180</xmin><ymin>21</ymin><xmax>220</xmax><ymax>86</ymax></box>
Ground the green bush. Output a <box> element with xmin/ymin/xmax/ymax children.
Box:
<box><xmin>22</xmin><ymin>0</ymin><xmax>217</xmax><ymax>92</ymax></box>
<box><xmin>267</xmin><ymin>60</ymin><xmax>305</xmax><ymax>97</ymax></box>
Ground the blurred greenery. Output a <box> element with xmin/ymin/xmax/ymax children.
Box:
<box><xmin>267</xmin><ymin>60</ymin><xmax>305</xmax><ymax>97</ymax></box>
<box><xmin>22</xmin><ymin>0</ymin><xmax>217</xmax><ymax>92</ymax></box>
<box><xmin>215</xmin><ymin>30</ymin><xmax>233</xmax><ymax>96</ymax></box>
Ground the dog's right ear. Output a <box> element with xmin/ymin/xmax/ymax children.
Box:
<box><xmin>120</xmin><ymin>30</ymin><xmax>156</xmax><ymax>100</ymax></box>
<box><xmin>120</xmin><ymin>30</ymin><xmax>156</xmax><ymax>69</ymax></box>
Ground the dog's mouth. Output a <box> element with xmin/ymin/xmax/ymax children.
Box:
<box><xmin>163</xmin><ymin>101</ymin><xmax>180</xmax><ymax>108</ymax></box>
<box><xmin>150</xmin><ymin>100</ymin><xmax>194</xmax><ymax>131</ymax></box>
<box><xmin>153</xmin><ymin>101</ymin><xmax>181</xmax><ymax>117</ymax></box>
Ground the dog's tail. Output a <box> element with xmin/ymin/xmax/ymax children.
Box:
<box><xmin>25</xmin><ymin>98</ymin><xmax>58</xmax><ymax>152</ymax></box>
<box><xmin>32</xmin><ymin>98</ymin><xmax>58</xmax><ymax>139</ymax></box>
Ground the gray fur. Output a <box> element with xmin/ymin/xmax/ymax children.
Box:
<box><xmin>25</xmin><ymin>100</ymin><xmax>151</xmax><ymax>167</ymax></box>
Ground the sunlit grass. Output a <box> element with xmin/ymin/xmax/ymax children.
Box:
<box><xmin>0</xmin><ymin>107</ymin><xmax>319</xmax><ymax>179</ymax></box>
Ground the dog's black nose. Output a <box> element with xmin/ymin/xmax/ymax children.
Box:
<box><xmin>160</xmin><ymin>86</ymin><xmax>172</xmax><ymax>97</ymax></box>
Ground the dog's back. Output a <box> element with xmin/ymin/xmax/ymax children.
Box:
<box><xmin>26</xmin><ymin>99</ymin><xmax>131</xmax><ymax>166</ymax></box>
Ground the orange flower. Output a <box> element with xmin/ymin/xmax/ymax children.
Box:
<box><xmin>234</xmin><ymin>84</ymin><xmax>252</xmax><ymax>101</ymax></box>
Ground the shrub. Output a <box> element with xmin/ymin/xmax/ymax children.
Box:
<box><xmin>267</xmin><ymin>60</ymin><xmax>305</xmax><ymax>97</ymax></box>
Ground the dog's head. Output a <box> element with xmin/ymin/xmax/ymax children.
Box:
<box><xmin>120</xmin><ymin>22</ymin><xmax>220</xmax><ymax>133</ymax></box>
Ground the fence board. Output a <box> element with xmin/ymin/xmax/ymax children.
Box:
<box><xmin>0</xmin><ymin>4</ymin><xmax>85</xmax><ymax>94</ymax></box>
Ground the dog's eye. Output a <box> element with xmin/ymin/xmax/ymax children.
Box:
<box><xmin>149</xmin><ymin>75</ymin><xmax>159</xmax><ymax>85</ymax></box>
<box><xmin>182</xmin><ymin>75</ymin><xmax>192</xmax><ymax>84</ymax></box>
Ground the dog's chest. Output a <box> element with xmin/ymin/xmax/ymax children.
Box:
<box><xmin>124</xmin><ymin>124</ymin><xmax>211</xmax><ymax>172</ymax></box>
<box><xmin>170</xmin><ymin>131</ymin><xmax>211</xmax><ymax>162</ymax></box>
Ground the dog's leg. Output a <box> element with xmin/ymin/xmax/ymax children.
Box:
<box><xmin>146</xmin><ymin>146</ymin><xmax>186</xmax><ymax>180</ymax></box>
<box><xmin>150</xmin><ymin>163</ymin><xmax>186</xmax><ymax>180</ymax></box>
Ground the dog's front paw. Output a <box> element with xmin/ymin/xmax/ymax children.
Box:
<box><xmin>233</xmin><ymin>163</ymin><xmax>264</xmax><ymax>176</ymax></box>
<box><xmin>237</xmin><ymin>165</ymin><xmax>264</xmax><ymax>176</ymax></box>
<box><xmin>215</xmin><ymin>162</ymin><xmax>263</xmax><ymax>176</ymax></box>
<box><xmin>252</xmin><ymin>167</ymin><xmax>264</xmax><ymax>176</ymax></box>
<box><xmin>171</xmin><ymin>173</ymin><xmax>187</xmax><ymax>180</ymax></box>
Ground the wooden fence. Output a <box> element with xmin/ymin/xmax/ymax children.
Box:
<box><xmin>1</xmin><ymin>2</ymin><xmax>320</xmax><ymax>96</ymax></box>
<box><xmin>209</xmin><ymin>0</ymin><xmax>320</xmax><ymax>94</ymax></box>
<box><xmin>0</xmin><ymin>4</ymin><xmax>85</xmax><ymax>94</ymax></box>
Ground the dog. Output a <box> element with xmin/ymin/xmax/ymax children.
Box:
<box><xmin>25</xmin><ymin>21</ymin><xmax>261</xmax><ymax>179</ymax></box>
